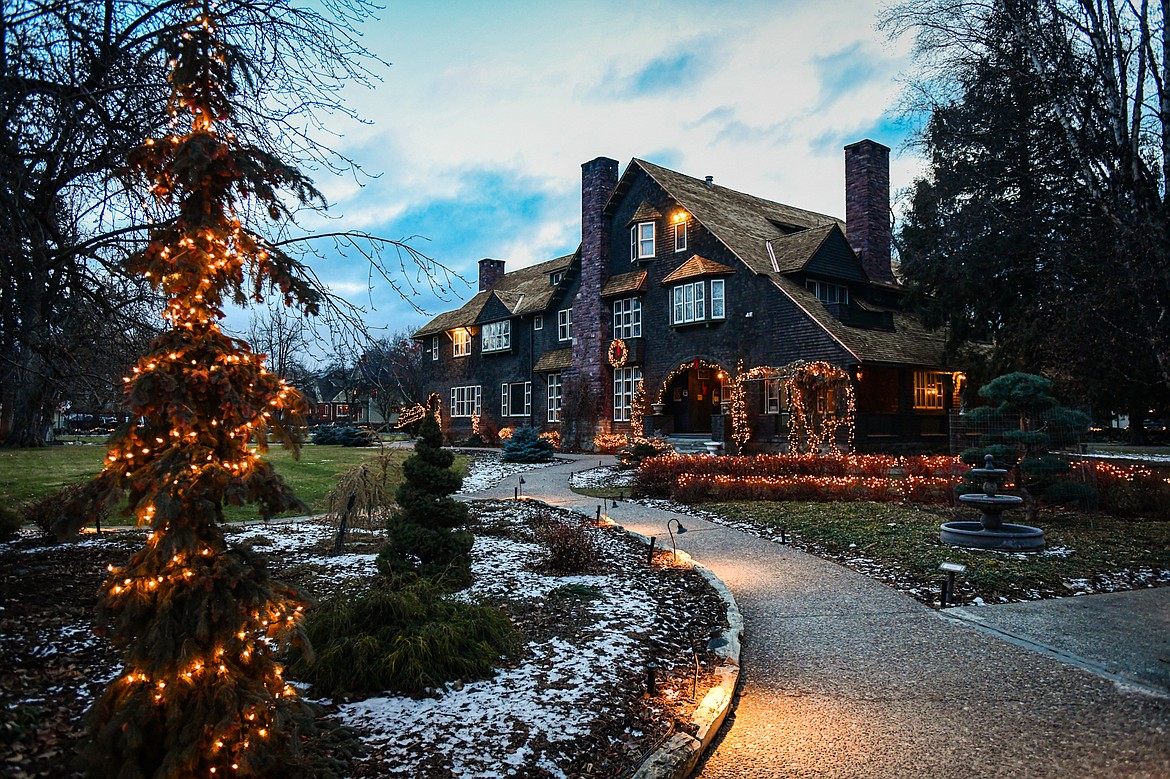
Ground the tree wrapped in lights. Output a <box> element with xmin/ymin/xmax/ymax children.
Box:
<box><xmin>83</xmin><ymin>4</ymin><xmax>328</xmax><ymax>776</ymax></box>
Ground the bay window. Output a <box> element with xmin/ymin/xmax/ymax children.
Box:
<box><xmin>671</xmin><ymin>279</ymin><xmax>726</xmax><ymax>325</ymax></box>
<box><xmin>481</xmin><ymin>320</ymin><xmax>510</xmax><ymax>353</ymax></box>
<box><xmin>613</xmin><ymin>297</ymin><xmax>642</xmax><ymax>339</ymax></box>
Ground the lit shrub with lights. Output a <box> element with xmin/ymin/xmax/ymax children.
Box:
<box><xmin>502</xmin><ymin>425</ymin><xmax>555</xmax><ymax>463</ymax></box>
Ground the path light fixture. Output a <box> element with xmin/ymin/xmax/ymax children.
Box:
<box><xmin>667</xmin><ymin>518</ymin><xmax>687</xmax><ymax>562</ymax></box>
<box><xmin>939</xmin><ymin>561</ymin><xmax>966</xmax><ymax>608</ymax></box>
<box><xmin>518</xmin><ymin>475</ymin><xmax>525</xmax><ymax>498</ymax></box>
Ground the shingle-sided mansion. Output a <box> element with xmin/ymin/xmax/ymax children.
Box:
<box><xmin>414</xmin><ymin>140</ymin><xmax>960</xmax><ymax>452</ymax></box>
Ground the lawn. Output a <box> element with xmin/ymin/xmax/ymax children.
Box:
<box><xmin>709</xmin><ymin>500</ymin><xmax>1170</xmax><ymax>604</ymax></box>
<box><xmin>0</xmin><ymin>443</ymin><xmax>462</xmax><ymax>525</ymax></box>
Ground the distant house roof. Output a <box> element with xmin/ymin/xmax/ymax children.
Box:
<box><xmin>414</xmin><ymin>252</ymin><xmax>577</xmax><ymax>338</ymax></box>
<box><xmin>660</xmin><ymin>255</ymin><xmax>736</xmax><ymax>284</ymax></box>
<box><xmin>533</xmin><ymin>347</ymin><xmax>573</xmax><ymax>373</ymax></box>
<box><xmin>601</xmin><ymin>270</ymin><xmax>647</xmax><ymax>298</ymax></box>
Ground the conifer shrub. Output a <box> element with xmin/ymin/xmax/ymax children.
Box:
<box><xmin>290</xmin><ymin>578</ymin><xmax>519</xmax><ymax>697</ymax></box>
<box><xmin>312</xmin><ymin>425</ymin><xmax>379</xmax><ymax>447</ymax></box>
<box><xmin>502</xmin><ymin>425</ymin><xmax>555</xmax><ymax>463</ymax></box>
<box><xmin>534</xmin><ymin>514</ymin><xmax>599</xmax><ymax>574</ymax></box>
<box><xmin>377</xmin><ymin>394</ymin><xmax>473</xmax><ymax>585</ymax></box>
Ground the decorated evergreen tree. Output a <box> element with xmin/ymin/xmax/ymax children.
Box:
<box><xmin>81</xmin><ymin>4</ymin><xmax>329</xmax><ymax>776</ymax></box>
<box><xmin>501</xmin><ymin>425</ymin><xmax>554</xmax><ymax>463</ymax></box>
<box><xmin>377</xmin><ymin>393</ymin><xmax>473</xmax><ymax>584</ymax></box>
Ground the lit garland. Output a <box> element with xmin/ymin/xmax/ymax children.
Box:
<box><xmin>629</xmin><ymin>380</ymin><xmax>647</xmax><ymax>435</ymax></box>
<box><xmin>656</xmin><ymin>358</ymin><xmax>726</xmax><ymax>405</ymax></box>
<box><xmin>498</xmin><ymin>426</ymin><xmax>515</xmax><ymax>441</ymax></box>
<box><xmin>728</xmin><ymin>360</ymin><xmax>856</xmax><ymax>454</ymax></box>
<box><xmin>394</xmin><ymin>403</ymin><xmax>427</xmax><ymax>429</ymax></box>
<box><xmin>594</xmin><ymin>432</ymin><xmax>629</xmax><ymax>453</ymax></box>
<box><xmin>83</xmin><ymin>5</ymin><xmax>323</xmax><ymax>776</ymax></box>
<box><xmin>539</xmin><ymin>429</ymin><xmax>561</xmax><ymax>448</ymax></box>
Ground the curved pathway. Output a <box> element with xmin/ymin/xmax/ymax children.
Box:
<box><xmin>465</xmin><ymin>456</ymin><xmax>1170</xmax><ymax>778</ymax></box>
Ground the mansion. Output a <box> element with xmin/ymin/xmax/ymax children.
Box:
<box><xmin>414</xmin><ymin>140</ymin><xmax>957</xmax><ymax>451</ymax></box>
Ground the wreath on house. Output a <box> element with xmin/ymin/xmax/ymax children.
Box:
<box><xmin>608</xmin><ymin>339</ymin><xmax>628</xmax><ymax>368</ymax></box>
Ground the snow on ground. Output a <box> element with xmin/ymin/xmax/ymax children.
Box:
<box><xmin>337</xmin><ymin>499</ymin><xmax>660</xmax><ymax>777</ymax></box>
<box><xmin>458</xmin><ymin>452</ymin><xmax>560</xmax><ymax>493</ymax></box>
<box><xmin>568</xmin><ymin>465</ymin><xmax>636</xmax><ymax>490</ymax></box>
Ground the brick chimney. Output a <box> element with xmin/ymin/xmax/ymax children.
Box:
<box><xmin>844</xmin><ymin>139</ymin><xmax>894</xmax><ymax>284</ymax></box>
<box><xmin>477</xmin><ymin>258</ymin><xmax>506</xmax><ymax>291</ymax></box>
<box><xmin>566</xmin><ymin>156</ymin><xmax>618</xmax><ymax>446</ymax></box>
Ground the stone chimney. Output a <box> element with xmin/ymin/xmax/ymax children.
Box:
<box><xmin>566</xmin><ymin>156</ymin><xmax>618</xmax><ymax>446</ymax></box>
<box><xmin>478</xmin><ymin>258</ymin><xmax>506</xmax><ymax>291</ymax></box>
<box><xmin>844</xmin><ymin>139</ymin><xmax>894</xmax><ymax>284</ymax></box>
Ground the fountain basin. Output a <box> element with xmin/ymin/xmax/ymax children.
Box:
<box><xmin>940</xmin><ymin>520</ymin><xmax>1045</xmax><ymax>551</ymax></box>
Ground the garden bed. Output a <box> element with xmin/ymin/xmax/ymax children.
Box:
<box><xmin>0</xmin><ymin>499</ymin><xmax>727</xmax><ymax>778</ymax></box>
<box><xmin>457</xmin><ymin>451</ymin><xmax>562</xmax><ymax>494</ymax></box>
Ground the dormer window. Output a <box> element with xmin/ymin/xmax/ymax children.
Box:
<box><xmin>807</xmin><ymin>279</ymin><xmax>849</xmax><ymax>305</ymax></box>
<box><xmin>481</xmin><ymin>320</ymin><xmax>511</xmax><ymax>353</ymax></box>
<box><xmin>550</xmin><ymin>271</ymin><xmax>564</xmax><ymax>286</ymax></box>
<box><xmin>630</xmin><ymin>222</ymin><xmax>655</xmax><ymax>261</ymax></box>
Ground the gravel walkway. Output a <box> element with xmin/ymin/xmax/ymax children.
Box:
<box><xmin>466</xmin><ymin>455</ymin><xmax>1170</xmax><ymax>778</ymax></box>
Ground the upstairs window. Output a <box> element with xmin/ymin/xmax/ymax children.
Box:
<box><xmin>534</xmin><ymin>314</ymin><xmax>543</xmax><ymax>331</ymax></box>
<box><xmin>807</xmin><ymin>279</ymin><xmax>849</xmax><ymax>305</ymax></box>
<box><xmin>431</xmin><ymin>335</ymin><xmax>439</xmax><ymax>361</ymax></box>
<box><xmin>453</xmin><ymin>328</ymin><xmax>471</xmax><ymax>357</ymax></box>
<box><xmin>671</xmin><ymin>279</ymin><xmax>726</xmax><ymax>325</ymax></box>
<box><xmin>674</xmin><ymin>220</ymin><xmax>687</xmax><ymax>252</ymax></box>
<box><xmin>914</xmin><ymin>371</ymin><xmax>946</xmax><ymax>410</ymax></box>
<box><xmin>558</xmin><ymin>308</ymin><xmax>573</xmax><ymax>341</ymax></box>
<box><xmin>613</xmin><ymin>297</ymin><xmax>642</xmax><ymax>339</ymax></box>
<box><xmin>481</xmin><ymin>320</ymin><xmax>510</xmax><ymax>353</ymax></box>
<box><xmin>550</xmin><ymin>271</ymin><xmax>564</xmax><ymax>286</ymax></box>
<box><xmin>501</xmin><ymin>381</ymin><xmax>532</xmax><ymax>417</ymax></box>
<box><xmin>711</xmin><ymin>279</ymin><xmax>725</xmax><ymax>319</ymax></box>
<box><xmin>630</xmin><ymin>221</ymin><xmax>656</xmax><ymax>261</ymax></box>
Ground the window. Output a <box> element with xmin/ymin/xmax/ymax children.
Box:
<box><xmin>914</xmin><ymin>371</ymin><xmax>946</xmax><ymax>410</ymax></box>
<box><xmin>450</xmin><ymin>385</ymin><xmax>481</xmax><ymax>418</ymax></box>
<box><xmin>453</xmin><ymin>328</ymin><xmax>471</xmax><ymax>357</ymax></box>
<box><xmin>481</xmin><ymin>320</ymin><xmax>511</xmax><ymax>353</ymax></box>
<box><xmin>711</xmin><ymin>279</ymin><xmax>725</xmax><ymax>319</ymax></box>
<box><xmin>550</xmin><ymin>271</ymin><xmax>564</xmax><ymax>286</ymax></box>
<box><xmin>674</xmin><ymin>220</ymin><xmax>687</xmax><ymax>252</ymax></box>
<box><xmin>630</xmin><ymin>221</ymin><xmax>655</xmax><ymax>261</ymax></box>
<box><xmin>613</xmin><ymin>367</ymin><xmax>642</xmax><ymax>422</ymax></box>
<box><xmin>807</xmin><ymin>279</ymin><xmax>849</xmax><ymax>305</ymax></box>
<box><xmin>431</xmin><ymin>335</ymin><xmax>439</xmax><ymax>361</ymax></box>
<box><xmin>534</xmin><ymin>314</ymin><xmax>543</xmax><ymax>331</ymax></box>
<box><xmin>613</xmin><ymin>297</ymin><xmax>642</xmax><ymax>339</ymax></box>
<box><xmin>501</xmin><ymin>381</ymin><xmax>532</xmax><ymax>417</ymax></box>
<box><xmin>547</xmin><ymin>373</ymin><xmax>562</xmax><ymax>422</ymax></box>
<box><xmin>558</xmin><ymin>308</ymin><xmax>573</xmax><ymax>341</ymax></box>
<box><xmin>764</xmin><ymin>379</ymin><xmax>782</xmax><ymax>414</ymax></box>
<box><xmin>671</xmin><ymin>280</ymin><xmax>711</xmax><ymax>324</ymax></box>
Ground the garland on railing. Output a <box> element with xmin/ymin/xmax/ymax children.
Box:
<box><xmin>729</xmin><ymin>360</ymin><xmax>856</xmax><ymax>454</ymax></box>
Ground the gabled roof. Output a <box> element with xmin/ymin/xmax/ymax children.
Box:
<box><xmin>601</xmin><ymin>270</ymin><xmax>647</xmax><ymax>298</ymax></box>
<box><xmin>627</xmin><ymin>202</ymin><xmax>662</xmax><ymax>224</ymax></box>
<box><xmin>413</xmin><ymin>252</ymin><xmax>577</xmax><ymax>338</ymax></box>
<box><xmin>661</xmin><ymin>255</ymin><xmax>736</xmax><ymax>284</ymax></box>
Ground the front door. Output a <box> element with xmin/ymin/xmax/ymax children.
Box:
<box><xmin>666</xmin><ymin>368</ymin><xmax>723</xmax><ymax>433</ymax></box>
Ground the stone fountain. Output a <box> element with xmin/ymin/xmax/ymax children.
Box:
<box><xmin>940</xmin><ymin>454</ymin><xmax>1045</xmax><ymax>551</ymax></box>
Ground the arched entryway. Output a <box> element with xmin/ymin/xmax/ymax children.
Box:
<box><xmin>657</xmin><ymin>358</ymin><xmax>729</xmax><ymax>434</ymax></box>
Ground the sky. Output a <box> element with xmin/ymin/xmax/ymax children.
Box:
<box><xmin>275</xmin><ymin>0</ymin><xmax>925</xmax><ymax>350</ymax></box>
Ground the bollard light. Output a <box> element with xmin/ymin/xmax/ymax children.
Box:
<box><xmin>939</xmin><ymin>561</ymin><xmax>966</xmax><ymax>608</ymax></box>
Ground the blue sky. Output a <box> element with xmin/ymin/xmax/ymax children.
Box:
<box><xmin>271</xmin><ymin>0</ymin><xmax>922</xmax><ymax>350</ymax></box>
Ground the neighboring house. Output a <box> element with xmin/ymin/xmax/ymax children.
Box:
<box><xmin>414</xmin><ymin>140</ymin><xmax>957</xmax><ymax>451</ymax></box>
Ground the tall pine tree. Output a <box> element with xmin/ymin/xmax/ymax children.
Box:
<box><xmin>83</xmin><ymin>3</ymin><xmax>327</xmax><ymax>776</ymax></box>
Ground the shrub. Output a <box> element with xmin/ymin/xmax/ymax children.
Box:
<box><xmin>502</xmin><ymin>426</ymin><xmax>555</xmax><ymax>463</ymax></box>
<box><xmin>290</xmin><ymin>578</ymin><xmax>519</xmax><ymax>697</ymax></box>
<box><xmin>538</xmin><ymin>429</ymin><xmax>560</xmax><ymax>449</ymax></box>
<box><xmin>498</xmin><ymin>426</ymin><xmax>515</xmax><ymax>441</ymax></box>
<box><xmin>592</xmin><ymin>432</ymin><xmax>628</xmax><ymax>454</ymax></box>
<box><xmin>312</xmin><ymin>426</ymin><xmax>379</xmax><ymax>447</ymax></box>
<box><xmin>617</xmin><ymin>437</ymin><xmax>673</xmax><ymax>470</ymax></box>
<box><xmin>21</xmin><ymin>483</ymin><xmax>110</xmax><ymax>539</ymax></box>
<box><xmin>0</xmin><ymin>505</ymin><xmax>22</xmax><ymax>541</ymax></box>
<box><xmin>534</xmin><ymin>514</ymin><xmax>599</xmax><ymax>574</ymax></box>
<box><xmin>1043</xmin><ymin>481</ymin><xmax>1099</xmax><ymax>510</ymax></box>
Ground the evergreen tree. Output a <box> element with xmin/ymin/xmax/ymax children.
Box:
<box><xmin>377</xmin><ymin>393</ymin><xmax>473</xmax><ymax>585</ymax></box>
<box><xmin>501</xmin><ymin>425</ymin><xmax>554</xmax><ymax>463</ymax></box>
<box><xmin>82</xmin><ymin>4</ymin><xmax>328</xmax><ymax>776</ymax></box>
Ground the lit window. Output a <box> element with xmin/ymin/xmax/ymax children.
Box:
<box><xmin>550</xmin><ymin>271</ymin><xmax>564</xmax><ymax>286</ymax></box>
<box><xmin>558</xmin><ymin>308</ymin><xmax>573</xmax><ymax>341</ymax></box>
<box><xmin>671</xmin><ymin>280</ymin><xmax>718</xmax><ymax>325</ymax></box>
<box><xmin>807</xmin><ymin>279</ymin><xmax>849</xmax><ymax>305</ymax></box>
<box><xmin>613</xmin><ymin>367</ymin><xmax>642</xmax><ymax>422</ymax></box>
<box><xmin>914</xmin><ymin>371</ymin><xmax>946</xmax><ymax>410</ymax></box>
<box><xmin>764</xmin><ymin>379</ymin><xmax>782</xmax><ymax>414</ymax></box>
<box><xmin>674</xmin><ymin>220</ymin><xmax>687</xmax><ymax>252</ymax></box>
<box><xmin>431</xmin><ymin>335</ymin><xmax>439</xmax><ymax>361</ymax></box>
<box><xmin>547</xmin><ymin>373</ymin><xmax>562</xmax><ymax>422</ymax></box>
<box><xmin>501</xmin><ymin>381</ymin><xmax>532</xmax><ymax>417</ymax></box>
<box><xmin>613</xmin><ymin>297</ymin><xmax>642</xmax><ymax>339</ymax></box>
<box><xmin>450</xmin><ymin>386</ymin><xmax>482</xmax><ymax>418</ymax></box>
<box><xmin>534</xmin><ymin>314</ymin><xmax>543</xmax><ymax>331</ymax></box>
<box><xmin>481</xmin><ymin>320</ymin><xmax>511</xmax><ymax>353</ymax></box>
<box><xmin>453</xmin><ymin>328</ymin><xmax>471</xmax><ymax>357</ymax></box>
<box><xmin>630</xmin><ymin>221</ymin><xmax>655</xmax><ymax>261</ymax></box>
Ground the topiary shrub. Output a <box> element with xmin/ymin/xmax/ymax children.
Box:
<box><xmin>616</xmin><ymin>437</ymin><xmax>673</xmax><ymax>470</ymax></box>
<box><xmin>290</xmin><ymin>578</ymin><xmax>519</xmax><ymax>697</ymax></box>
<box><xmin>502</xmin><ymin>425</ymin><xmax>554</xmax><ymax>463</ymax></box>
<box><xmin>0</xmin><ymin>505</ymin><xmax>22</xmax><ymax>541</ymax></box>
<box><xmin>534</xmin><ymin>514</ymin><xmax>599</xmax><ymax>574</ymax></box>
<box><xmin>378</xmin><ymin>394</ymin><xmax>473</xmax><ymax>586</ymax></box>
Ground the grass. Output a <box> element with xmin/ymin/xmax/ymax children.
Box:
<box><xmin>710</xmin><ymin>500</ymin><xmax>1170</xmax><ymax>604</ymax></box>
<box><xmin>0</xmin><ymin>443</ymin><xmax>468</xmax><ymax>525</ymax></box>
